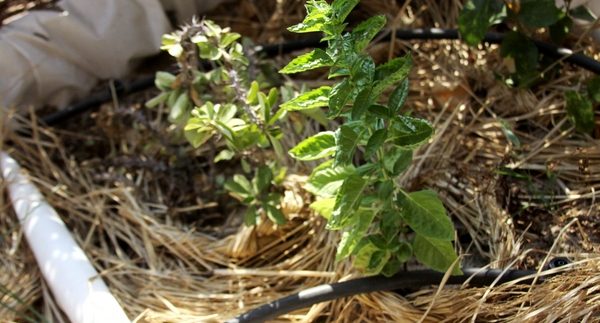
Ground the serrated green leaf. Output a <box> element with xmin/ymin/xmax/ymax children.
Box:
<box><xmin>383</xmin><ymin>147</ymin><xmax>412</xmax><ymax>175</ymax></box>
<box><xmin>413</xmin><ymin>234</ymin><xmax>462</xmax><ymax>275</ymax></box>
<box><xmin>306</xmin><ymin>163</ymin><xmax>355</xmax><ymax>197</ymax></box>
<box><xmin>518</xmin><ymin>0</ymin><xmax>562</xmax><ymax>28</ymax></box>
<box><xmin>331</xmin><ymin>0</ymin><xmax>360</xmax><ymax>22</ymax></box>
<box><xmin>289</xmin><ymin>131</ymin><xmax>336</xmax><ymax>161</ymax></box>
<box><xmin>351</xmin><ymin>56</ymin><xmax>376</xmax><ymax>92</ymax></box>
<box><xmin>380</xmin><ymin>210</ymin><xmax>401</xmax><ymax>243</ymax></box>
<box><xmin>329</xmin><ymin>79</ymin><xmax>354</xmax><ymax>116</ymax></box>
<box><xmin>310</xmin><ymin>198</ymin><xmax>336</xmax><ymax>220</ymax></box>
<box><xmin>397</xmin><ymin>190</ymin><xmax>454</xmax><ymax>240</ymax></box>
<box><xmin>365</xmin><ymin>128</ymin><xmax>387</xmax><ymax>158</ymax></box>
<box><xmin>265</xmin><ymin>204</ymin><xmax>286</xmax><ymax>225</ymax></box>
<box><xmin>329</xmin><ymin>174</ymin><xmax>367</xmax><ymax>229</ymax></box>
<box><xmin>373</xmin><ymin>55</ymin><xmax>412</xmax><ymax>96</ymax></box>
<box><xmin>351</xmin><ymin>87</ymin><xmax>374</xmax><ymax>120</ymax></box>
<box><xmin>565</xmin><ymin>91</ymin><xmax>595</xmax><ymax>134</ymax></box>
<box><xmin>458</xmin><ymin>0</ymin><xmax>506</xmax><ymax>46</ymax></box>
<box><xmin>389</xmin><ymin>116</ymin><xmax>433</xmax><ymax>148</ymax></box>
<box><xmin>281</xmin><ymin>86</ymin><xmax>331</xmax><ymax>111</ymax></box>
<box><xmin>334</xmin><ymin>124</ymin><xmax>363</xmax><ymax>166</ymax></box>
<box><xmin>280</xmin><ymin>48</ymin><xmax>333</xmax><ymax>74</ymax></box>
<box><xmin>288</xmin><ymin>0</ymin><xmax>331</xmax><ymax>33</ymax></box>
<box><xmin>336</xmin><ymin>210</ymin><xmax>375</xmax><ymax>261</ymax></box>
<box><xmin>352</xmin><ymin>15</ymin><xmax>387</xmax><ymax>52</ymax></box>
<box><xmin>389</xmin><ymin>78</ymin><xmax>409</xmax><ymax>115</ymax></box>
<box><xmin>353</xmin><ymin>241</ymin><xmax>378</xmax><ymax>272</ymax></box>
<box><xmin>367</xmin><ymin>104</ymin><xmax>390</xmax><ymax>119</ymax></box>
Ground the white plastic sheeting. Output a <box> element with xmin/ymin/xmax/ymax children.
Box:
<box><xmin>0</xmin><ymin>151</ymin><xmax>130</xmax><ymax>323</ymax></box>
<box><xmin>0</xmin><ymin>0</ymin><xmax>224</xmax><ymax>111</ymax></box>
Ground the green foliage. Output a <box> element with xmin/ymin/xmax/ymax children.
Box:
<box><xmin>458</xmin><ymin>0</ymin><xmax>596</xmax><ymax>136</ymax></box>
<box><xmin>517</xmin><ymin>0</ymin><xmax>562</xmax><ymax>28</ymax></box>
<box><xmin>458</xmin><ymin>0</ymin><xmax>506</xmax><ymax>46</ymax></box>
<box><xmin>565</xmin><ymin>90</ymin><xmax>595</xmax><ymax>134</ymax></box>
<box><xmin>149</xmin><ymin>19</ymin><xmax>291</xmax><ymax>225</ymax></box>
<box><xmin>457</xmin><ymin>0</ymin><xmax>582</xmax><ymax>88</ymax></box>
<box><xmin>500</xmin><ymin>31</ymin><xmax>539</xmax><ymax>87</ymax></box>
<box><xmin>225</xmin><ymin>166</ymin><xmax>285</xmax><ymax>225</ymax></box>
<box><xmin>284</xmin><ymin>0</ymin><xmax>460</xmax><ymax>276</ymax></box>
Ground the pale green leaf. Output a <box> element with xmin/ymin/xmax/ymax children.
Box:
<box><xmin>397</xmin><ymin>190</ymin><xmax>454</xmax><ymax>240</ymax></box>
<box><xmin>289</xmin><ymin>131</ymin><xmax>336</xmax><ymax>161</ymax></box>
<box><xmin>329</xmin><ymin>174</ymin><xmax>367</xmax><ymax>229</ymax></box>
<box><xmin>389</xmin><ymin>116</ymin><xmax>433</xmax><ymax>148</ymax></box>
<box><xmin>338</xmin><ymin>211</ymin><xmax>375</xmax><ymax>260</ymax></box>
<box><xmin>281</xmin><ymin>86</ymin><xmax>331</xmax><ymax>111</ymax></box>
<box><xmin>329</xmin><ymin>79</ymin><xmax>354</xmax><ymax>115</ymax></box>
<box><xmin>214</xmin><ymin>149</ymin><xmax>235</xmax><ymax>163</ymax></box>
<box><xmin>365</xmin><ymin>128</ymin><xmax>387</xmax><ymax>159</ymax></box>
<box><xmin>309</xmin><ymin>198</ymin><xmax>336</xmax><ymax>220</ymax></box>
<box><xmin>305</xmin><ymin>163</ymin><xmax>355</xmax><ymax>197</ymax></box>
<box><xmin>334</xmin><ymin>124</ymin><xmax>362</xmax><ymax>166</ymax></box>
<box><xmin>373</xmin><ymin>55</ymin><xmax>412</xmax><ymax>96</ymax></box>
<box><xmin>280</xmin><ymin>49</ymin><xmax>333</xmax><ymax>74</ymax></box>
<box><xmin>265</xmin><ymin>204</ymin><xmax>286</xmax><ymax>225</ymax></box>
<box><xmin>413</xmin><ymin>234</ymin><xmax>462</xmax><ymax>275</ymax></box>
<box><xmin>351</xmin><ymin>15</ymin><xmax>386</xmax><ymax>52</ymax></box>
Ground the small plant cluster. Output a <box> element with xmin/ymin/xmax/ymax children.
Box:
<box><xmin>149</xmin><ymin>1</ymin><xmax>460</xmax><ymax>276</ymax></box>
<box><xmin>147</xmin><ymin>19</ymin><xmax>289</xmax><ymax>225</ymax></box>
<box><xmin>458</xmin><ymin>0</ymin><xmax>595</xmax><ymax>87</ymax></box>
<box><xmin>280</xmin><ymin>0</ymin><xmax>460</xmax><ymax>275</ymax></box>
<box><xmin>459</xmin><ymin>0</ymin><xmax>599</xmax><ymax>135</ymax></box>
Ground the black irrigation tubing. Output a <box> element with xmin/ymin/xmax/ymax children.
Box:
<box><xmin>40</xmin><ymin>28</ymin><xmax>600</xmax><ymax>126</ymax></box>
<box><xmin>228</xmin><ymin>257</ymin><xmax>571</xmax><ymax>323</ymax></box>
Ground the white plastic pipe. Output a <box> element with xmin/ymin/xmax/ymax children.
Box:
<box><xmin>0</xmin><ymin>151</ymin><xmax>130</xmax><ymax>323</ymax></box>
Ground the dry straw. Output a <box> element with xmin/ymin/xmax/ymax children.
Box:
<box><xmin>2</xmin><ymin>0</ymin><xmax>600</xmax><ymax>322</ymax></box>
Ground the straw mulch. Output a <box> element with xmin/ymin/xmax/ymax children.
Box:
<box><xmin>2</xmin><ymin>0</ymin><xmax>600</xmax><ymax>322</ymax></box>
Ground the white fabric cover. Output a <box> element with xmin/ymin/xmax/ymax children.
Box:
<box><xmin>0</xmin><ymin>0</ymin><xmax>224</xmax><ymax>111</ymax></box>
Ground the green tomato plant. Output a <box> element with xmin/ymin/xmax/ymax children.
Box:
<box><xmin>147</xmin><ymin>19</ymin><xmax>289</xmax><ymax>225</ymax></box>
<box><xmin>280</xmin><ymin>0</ymin><xmax>461</xmax><ymax>276</ymax></box>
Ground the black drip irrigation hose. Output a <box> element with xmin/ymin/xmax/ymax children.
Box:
<box><xmin>229</xmin><ymin>257</ymin><xmax>571</xmax><ymax>323</ymax></box>
<box><xmin>39</xmin><ymin>28</ymin><xmax>600</xmax><ymax>126</ymax></box>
